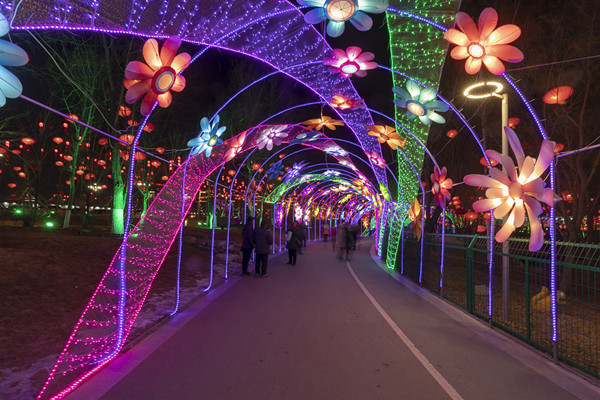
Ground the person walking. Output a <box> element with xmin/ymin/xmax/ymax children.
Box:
<box><xmin>240</xmin><ymin>217</ymin><xmax>254</xmax><ymax>276</ymax></box>
<box><xmin>297</xmin><ymin>221</ymin><xmax>305</xmax><ymax>254</ymax></box>
<box><xmin>253</xmin><ymin>219</ymin><xmax>272</xmax><ymax>277</ymax></box>
<box><xmin>323</xmin><ymin>223</ymin><xmax>330</xmax><ymax>242</ymax></box>
<box><xmin>285</xmin><ymin>225</ymin><xmax>300</xmax><ymax>265</ymax></box>
<box><xmin>336</xmin><ymin>224</ymin><xmax>348</xmax><ymax>261</ymax></box>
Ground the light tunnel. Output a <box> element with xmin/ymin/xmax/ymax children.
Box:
<box><xmin>0</xmin><ymin>1</ymin><xmax>565</xmax><ymax>398</ymax></box>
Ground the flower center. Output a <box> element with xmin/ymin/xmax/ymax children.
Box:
<box><xmin>467</xmin><ymin>42</ymin><xmax>486</xmax><ymax>59</ymax></box>
<box><xmin>326</xmin><ymin>0</ymin><xmax>356</xmax><ymax>21</ymax></box>
<box><xmin>433</xmin><ymin>181</ymin><xmax>440</xmax><ymax>193</ymax></box>
<box><xmin>340</xmin><ymin>61</ymin><xmax>359</xmax><ymax>74</ymax></box>
<box><xmin>508</xmin><ymin>181</ymin><xmax>524</xmax><ymax>200</ymax></box>
<box><xmin>151</xmin><ymin>66</ymin><xmax>177</xmax><ymax>94</ymax></box>
<box><xmin>407</xmin><ymin>101</ymin><xmax>426</xmax><ymax>116</ymax></box>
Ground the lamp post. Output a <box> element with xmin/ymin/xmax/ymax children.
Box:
<box><xmin>465</xmin><ymin>81</ymin><xmax>510</xmax><ymax>320</ymax></box>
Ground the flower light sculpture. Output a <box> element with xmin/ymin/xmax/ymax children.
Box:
<box><xmin>256</xmin><ymin>125</ymin><xmax>288</xmax><ymax>151</ymax></box>
<box><xmin>302</xmin><ymin>115</ymin><xmax>344</xmax><ymax>130</ymax></box>
<box><xmin>366</xmin><ymin>151</ymin><xmax>387</xmax><ymax>168</ymax></box>
<box><xmin>324</xmin><ymin>170</ymin><xmax>341</xmax><ymax>177</ymax></box>
<box><xmin>187</xmin><ymin>115</ymin><xmax>226</xmax><ymax>157</ymax></box>
<box><xmin>408</xmin><ymin>198</ymin><xmax>423</xmax><ymax>240</ymax></box>
<box><xmin>265</xmin><ymin>160</ymin><xmax>285</xmax><ymax>180</ymax></box>
<box><xmin>366</xmin><ymin>125</ymin><xmax>407</xmax><ymax>150</ymax></box>
<box><xmin>329</xmin><ymin>94</ymin><xmax>364</xmax><ymax>110</ymax></box>
<box><xmin>298</xmin><ymin>0</ymin><xmax>389</xmax><ymax>37</ymax></box>
<box><xmin>0</xmin><ymin>14</ymin><xmax>29</xmax><ymax>106</ymax></box>
<box><xmin>124</xmin><ymin>36</ymin><xmax>190</xmax><ymax>116</ymax></box>
<box><xmin>543</xmin><ymin>86</ymin><xmax>574</xmax><ymax>105</ymax></box>
<box><xmin>393</xmin><ymin>81</ymin><xmax>449</xmax><ymax>125</ymax></box>
<box><xmin>289</xmin><ymin>130</ymin><xmax>322</xmax><ymax>145</ymax></box>
<box><xmin>444</xmin><ymin>8</ymin><xmax>523</xmax><ymax>75</ymax></box>
<box><xmin>223</xmin><ymin>132</ymin><xmax>246</xmax><ymax>162</ymax></box>
<box><xmin>430</xmin><ymin>166</ymin><xmax>452</xmax><ymax>206</ymax></box>
<box><xmin>324</xmin><ymin>145</ymin><xmax>348</xmax><ymax>157</ymax></box>
<box><xmin>464</xmin><ymin>126</ymin><xmax>560</xmax><ymax>251</ymax></box>
<box><xmin>324</xmin><ymin>47</ymin><xmax>377</xmax><ymax>78</ymax></box>
<box><xmin>284</xmin><ymin>161</ymin><xmax>308</xmax><ymax>182</ymax></box>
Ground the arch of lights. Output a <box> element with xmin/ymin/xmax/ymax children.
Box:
<box><xmin>0</xmin><ymin>1</ymin><xmax>562</xmax><ymax>398</ymax></box>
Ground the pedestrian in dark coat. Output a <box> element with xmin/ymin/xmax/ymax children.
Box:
<box><xmin>253</xmin><ymin>220</ymin><xmax>272</xmax><ymax>277</ymax></box>
<box><xmin>240</xmin><ymin>217</ymin><xmax>254</xmax><ymax>275</ymax></box>
<box><xmin>286</xmin><ymin>225</ymin><xmax>301</xmax><ymax>265</ymax></box>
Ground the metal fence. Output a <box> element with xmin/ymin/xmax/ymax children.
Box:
<box><xmin>391</xmin><ymin>232</ymin><xmax>600</xmax><ymax>380</ymax></box>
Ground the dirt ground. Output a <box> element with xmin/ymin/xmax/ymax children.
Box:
<box><xmin>0</xmin><ymin>225</ymin><xmax>258</xmax><ymax>399</ymax></box>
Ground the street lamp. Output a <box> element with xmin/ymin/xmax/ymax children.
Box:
<box><xmin>465</xmin><ymin>81</ymin><xmax>510</xmax><ymax>320</ymax></box>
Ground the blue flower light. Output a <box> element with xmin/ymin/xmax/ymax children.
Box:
<box><xmin>0</xmin><ymin>14</ymin><xmax>29</xmax><ymax>107</ymax></box>
<box><xmin>187</xmin><ymin>114</ymin><xmax>226</xmax><ymax>157</ymax></box>
<box><xmin>289</xmin><ymin>130</ymin><xmax>322</xmax><ymax>145</ymax></box>
<box><xmin>392</xmin><ymin>80</ymin><xmax>449</xmax><ymax>126</ymax></box>
<box><xmin>265</xmin><ymin>160</ymin><xmax>285</xmax><ymax>180</ymax></box>
<box><xmin>284</xmin><ymin>161</ymin><xmax>308</xmax><ymax>183</ymax></box>
<box><xmin>298</xmin><ymin>0</ymin><xmax>388</xmax><ymax>38</ymax></box>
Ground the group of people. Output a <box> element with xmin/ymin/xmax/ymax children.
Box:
<box><xmin>332</xmin><ymin>223</ymin><xmax>359</xmax><ymax>261</ymax></box>
<box><xmin>240</xmin><ymin>217</ymin><xmax>273</xmax><ymax>278</ymax></box>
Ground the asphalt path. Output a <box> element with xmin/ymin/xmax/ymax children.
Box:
<box><xmin>66</xmin><ymin>238</ymin><xmax>600</xmax><ymax>400</ymax></box>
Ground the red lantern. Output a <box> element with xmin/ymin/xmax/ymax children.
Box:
<box><xmin>55</xmin><ymin>161</ymin><xmax>64</xmax><ymax>166</ymax></box>
<box><xmin>151</xmin><ymin>160</ymin><xmax>161</xmax><ymax>167</ymax></box>
<box><xmin>483</xmin><ymin>212</ymin><xmax>491</xmax><ymax>221</ymax></box>
<box><xmin>7</xmin><ymin>183</ymin><xmax>16</xmax><ymax>188</ymax></box>
<box><xmin>252</xmin><ymin>163</ymin><xmax>260</xmax><ymax>171</ymax></box>
<box><xmin>119</xmin><ymin>134</ymin><xmax>135</xmax><ymax>145</ymax></box>
<box><xmin>476</xmin><ymin>225</ymin><xmax>486</xmax><ymax>233</ymax></box>
<box><xmin>479</xmin><ymin>157</ymin><xmax>498</xmax><ymax>167</ymax></box>
<box><xmin>279</xmin><ymin>154</ymin><xmax>286</xmax><ymax>159</ymax></box>
<box><xmin>543</xmin><ymin>86</ymin><xmax>574</xmax><ymax>105</ymax></box>
<box><xmin>12</xmin><ymin>149</ymin><xmax>20</xmax><ymax>155</ymax></box>
<box><xmin>12</xmin><ymin>166</ymin><xmax>21</xmax><ymax>171</ymax></box>
<box><xmin>143</xmin><ymin>122</ymin><xmax>155</xmax><ymax>133</ymax></box>
<box><xmin>21</xmin><ymin>137</ymin><xmax>36</xmax><ymax>145</ymax></box>
<box><xmin>228</xmin><ymin>169</ymin><xmax>236</xmax><ymax>176</ymax></box>
<box><xmin>156</xmin><ymin>147</ymin><xmax>165</xmax><ymax>154</ymax></box>
<box><xmin>18</xmin><ymin>172</ymin><xmax>26</xmax><ymax>178</ymax></box>
<box><xmin>465</xmin><ymin>210</ymin><xmax>478</xmax><ymax>221</ymax></box>
<box><xmin>127</xmin><ymin>119</ymin><xmax>139</xmax><ymax>127</ymax></box>
<box><xmin>53</xmin><ymin>137</ymin><xmax>64</xmax><ymax>144</ymax></box>
<box><xmin>161</xmin><ymin>175</ymin><xmax>169</xmax><ymax>181</ymax></box>
<box><xmin>0</xmin><ymin>148</ymin><xmax>6</xmax><ymax>154</ymax></box>
<box><xmin>118</xmin><ymin>105</ymin><xmax>132</xmax><ymax>117</ymax></box>
<box><xmin>97</xmin><ymin>160</ymin><xmax>106</xmax><ymax>166</ymax></box>
<box><xmin>98</xmin><ymin>138</ymin><xmax>108</xmax><ymax>145</ymax></box>
<box><xmin>554</xmin><ymin>143</ymin><xmax>564</xmax><ymax>154</ymax></box>
<box><xmin>76</xmin><ymin>170</ymin><xmax>84</xmax><ymax>175</ymax></box>
<box><xmin>507</xmin><ymin>117</ymin><xmax>520</xmax><ymax>128</ymax></box>
<box><xmin>446</xmin><ymin>129</ymin><xmax>458</xmax><ymax>138</ymax></box>
<box><xmin>64</xmin><ymin>155</ymin><xmax>73</xmax><ymax>161</ymax></box>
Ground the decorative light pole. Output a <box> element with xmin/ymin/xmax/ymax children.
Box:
<box><xmin>464</xmin><ymin>81</ymin><xmax>510</xmax><ymax>320</ymax></box>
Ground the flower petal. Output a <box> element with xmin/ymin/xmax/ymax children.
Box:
<box><xmin>392</xmin><ymin>86</ymin><xmax>411</xmax><ymax>102</ymax></box>
<box><xmin>444</xmin><ymin>29</ymin><xmax>469</xmax><ymax>46</ymax></box>
<box><xmin>488</xmin><ymin>25</ymin><xmax>521</xmax><ymax>45</ymax></box>
<box><xmin>200</xmin><ymin>117</ymin><xmax>210</xmax><ymax>132</ymax></box>
<box><xmin>523</xmin><ymin>197</ymin><xmax>544</xmax><ymax>251</ymax></box>
<box><xmin>125</xmin><ymin>79</ymin><xmax>151</xmax><ymax>103</ymax></box>
<box><xmin>426</xmin><ymin>100</ymin><xmax>449</xmax><ymax>112</ymax></box>
<box><xmin>455</xmin><ymin>12</ymin><xmax>479</xmax><ymax>42</ymax></box>
<box><xmin>346</xmin><ymin>46</ymin><xmax>363</xmax><ymax>61</ymax></box>
<box><xmin>359</xmin><ymin>0</ymin><xmax>389</xmax><ymax>13</ymax></box>
<box><xmin>428</xmin><ymin>112</ymin><xmax>445</xmax><ymax>124</ymax></box>
<box><xmin>494</xmin><ymin>197</ymin><xmax>514</xmax><ymax>219</ymax></box>
<box><xmin>529</xmin><ymin>140</ymin><xmax>555</xmax><ymax>181</ymax></box>
<box><xmin>355</xmin><ymin>51</ymin><xmax>375</xmax><ymax>63</ymax></box>
<box><xmin>0</xmin><ymin>14</ymin><xmax>8</xmax><ymax>37</ymax></box>
<box><xmin>171</xmin><ymin>52</ymin><xmax>191</xmax><ymax>73</ymax></box>
<box><xmin>450</xmin><ymin>45</ymin><xmax>469</xmax><ymax>60</ymax></box>
<box><xmin>0</xmin><ymin>40</ymin><xmax>29</xmax><ymax>66</ymax></box>
<box><xmin>157</xmin><ymin>91</ymin><xmax>172</xmax><ymax>108</ymax></box>
<box><xmin>482</xmin><ymin>55</ymin><xmax>506</xmax><ymax>75</ymax></box>
<box><xmin>172</xmin><ymin>75</ymin><xmax>186</xmax><ymax>92</ymax></box>
<box><xmin>160</xmin><ymin>36</ymin><xmax>181</xmax><ymax>67</ymax></box>
<box><xmin>486</xmin><ymin>187</ymin><xmax>508</xmax><ymax>199</ymax></box>
<box><xmin>519</xmin><ymin>156</ymin><xmax>536</xmax><ymax>181</ymax></box>
<box><xmin>349</xmin><ymin>11</ymin><xmax>373</xmax><ymax>32</ymax></box>
<box><xmin>419</xmin><ymin>87</ymin><xmax>438</xmax><ymax>104</ymax></box>
<box><xmin>0</xmin><ymin>65</ymin><xmax>22</xmax><ymax>98</ymax></box>
<box><xmin>504</xmin><ymin>126</ymin><xmax>525</xmax><ymax>167</ymax></box>
<box><xmin>305</xmin><ymin>7</ymin><xmax>326</xmax><ymax>24</ymax></box>
<box><xmin>464</xmin><ymin>174</ymin><xmax>505</xmax><ymax>188</ymax></box>
<box><xmin>495</xmin><ymin>218</ymin><xmax>515</xmax><ymax>243</ymax></box>
<box><xmin>297</xmin><ymin>0</ymin><xmax>326</xmax><ymax>6</ymax></box>
<box><xmin>464</xmin><ymin>57</ymin><xmax>482</xmax><ymax>74</ymax></box>
<box><xmin>513</xmin><ymin>201</ymin><xmax>526</xmax><ymax>227</ymax></box>
<box><xmin>140</xmin><ymin>91</ymin><xmax>158</xmax><ymax>116</ymax></box>
<box><xmin>406</xmin><ymin>80</ymin><xmax>421</xmax><ymax>99</ymax></box>
<box><xmin>473</xmin><ymin>197</ymin><xmax>505</xmax><ymax>212</ymax></box>
<box><xmin>327</xmin><ymin>20</ymin><xmax>346</xmax><ymax>37</ymax></box>
<box><xmin>478</xmin><ymin>8</ymin><xmax>498</xmax><ymax>39</ymax></box>
<box><xmin>486</xmin><ymin>44</ymin><xmax>524</xmax><ymax>63</ymax></box>
<box><xmin>125</xmin><ymin>60</ymin><xmax>155</xmax><ymax>80</ymax></box>
<box><xmin>355</xmin><ymin>70</ymin><xmax>367</xmax><ymax>78</ymax></box>
<box><xmin>490</xmin><ymin>167</ymin><xmax>511</xmax><ymax>187</ymax></box>
<box><xmin>143</xmin><ymin>39</ymin><xmax>161</xmax><ymax>70</ymax></box>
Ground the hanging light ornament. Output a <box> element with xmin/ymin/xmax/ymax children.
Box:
<box><xmin>298</xmin><ymin>0</ymin><xmax>389</xmax><ymax>37</ymax></box>
<box><xmin>0</xmin><ymin>14</ymin><xmax>28</xmax><ymax>107</ymax></box>
<box><xmin>407</xmin><ymin>198</ymin><xmax>423</xmax><ymax>240</ymax></box>
<box><xmin>446</xmin><ymin>129</ymin><xmax>458</xmax><ymax>138</ymax></box>
<box><xmin>507</xmin><ymin>117</ymin><xmax>520</xmax><ymax>128</ymax></box>
<box><xmin>464</xmin><ymin>126</ymin><xmax>560</xmax><ymax>251</ymax></box>
<box><xmin>118</xmin><ymin>105</ymin><xmax>132</xmax><ymax>117</ymax></box>
<box><xmin>365</xmin><ymin>125</ymin><xmax>407</xmax><ymax>150</ymax></box>
<box><xmin>324</xmin><ymin>47</ymin><xmax>377</xmax><ymax>78</ymax></box>
<box><xmin>542</xmin><ymin>86</ymin><xmax>574</xmax><ymax>105</ymax></box>
<box><xmin>393</xmin><ymin>81</ymin><xmax>449</xmax><ymax>125</ymax></box>
<box><xmin>302</xmin><ymin>115</ymin><xmax>344</xmax><ymax>130</ymax></box>
<box><xmin>444</xmin><ymin>8</ymin><xmax>523</xmax><ymax>75</ymax></box>
<box><xmin>124</xmin><ymin>36</ymin><xmax>191</xmax><ymax>116</ymax></box>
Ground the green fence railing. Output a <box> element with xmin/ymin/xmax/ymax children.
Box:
<box><xmin>391</xmin><ymin>232</ymin><xmax>600</xmax><ymax>380</ymax></box>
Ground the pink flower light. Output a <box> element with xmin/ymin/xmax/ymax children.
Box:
<box><xmin>223</xmin><ymin>132</ymin><xmax>246</xmax><ymax>162</ymax></box>
<box><xmin>124</xmin><ymin>36</ymin><xmax>191</xmax><ymax>116</ymax></box>
<box><xmin>444</xmin><ymin>8</ymin><xmax>523</xmax><ymax>75</ymax></box>
<box><xmin>323</xmin><ymin>46</ymin><xmax>377</xmax><ymax>78</ymax></box>
<box><xmin>366</xmin><ymin>151</ymin><xmax>387</xmax><ymax>168</ymax></box>
<box><xmin>430</xmin><ymin>166</ymin><xmax>452</xmax><ymax>206</ymax></box>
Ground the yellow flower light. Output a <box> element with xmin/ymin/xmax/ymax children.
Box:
<box><xmin>365</xmin><ymin>125</ymin><xmax>407</xmax><ymax>150</ymax></box>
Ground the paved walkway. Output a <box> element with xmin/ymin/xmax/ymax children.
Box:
<box><xmin>67</xmin><ymin>238</ymin><xmax>600</xmax><ymax>400</ymax></box>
